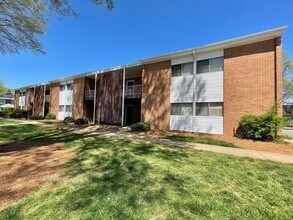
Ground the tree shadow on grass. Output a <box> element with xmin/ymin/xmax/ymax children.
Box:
<box><xmin>0</xmin><ymin>124</ymin><xmax>86</xmax><ymax>153</ymax></box>
<box><xmin>53</xmin><ymin>137</ymin><xmax>192</xmax><ymax>218</ymax></box>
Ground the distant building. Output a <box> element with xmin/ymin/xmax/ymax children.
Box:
<box><xmin>283</xmin><ymin>104</ymin><xmax>293</xmax><ymax>115</ymax></box>
<box><xmin>0</xmin><ymin>92</ymin><xmax>14</xmax><ymax>111</ymax></box>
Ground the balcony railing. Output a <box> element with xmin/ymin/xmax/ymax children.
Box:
<box><xmin>125</xmin><ymin>85</ymin><xmax>142</xmax><ymax>98</ymax></box>
<box><xmin>45</xmin><ymin>95</ymin><xmax>50</xmax><ymax>102</ymax></box>
<box><xmin>85</xmin><ymin>90</ymin><xmax>95</xmax><ymax>100</ymax></box>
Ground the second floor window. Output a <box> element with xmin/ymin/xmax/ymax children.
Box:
<box><xmin>172</xmin><ymin>62</ymin><xmax>193</xmax><ymax>77</ymax></box>
<box><xmin>197</xmin><ymin>57</ymin><xmax>223</xmax><ymax>74</ymax></box>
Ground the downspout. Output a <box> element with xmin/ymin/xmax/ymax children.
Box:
<box><xmin>43</xmin><ymin>84</ymin><xmax>46</xmax><ymax>116</ymax></box>
<box><xmin>192</xmin><ymin>49</ymin><xmax>196</xmax><ymax>131</ymax></box>
<box><xmin>274</xmin><ymin>37</ymin><xmax>279</xmax><ymax>103</ymax></box>
<box><xmin>121</xmin><ymin>67</ymin><xmax>126</xmax><ymax>126</ymax></box>
<box><xmin>93</xmin><ymin>73</ymin><xmax>97</xmax><ymax>124</ymax></box>
<box><xmin>32</xmin><ymin>86</ymin><xmax>36</xmax><ymax>116</ymax></box>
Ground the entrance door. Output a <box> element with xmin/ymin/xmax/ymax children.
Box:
<box><xmin>125</xmin><ymin>105</ymin><xmax>134</xmax><ymax>125</ymax></box>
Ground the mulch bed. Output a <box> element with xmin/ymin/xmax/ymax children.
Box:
<box><xmin>0</xmin><ymin>141</ymin><xmax>75</xmax><ymax>210</ymax></box>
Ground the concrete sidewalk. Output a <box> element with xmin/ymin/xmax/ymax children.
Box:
<box><xmin>12</xmin><ymin>120</ymin><xmax>293</xmax><ymax>164</ymax></box>
<box><xmin>88</xmin><ymin>130</ymin><xmax>293</xmax><ymax>164</ymax></box>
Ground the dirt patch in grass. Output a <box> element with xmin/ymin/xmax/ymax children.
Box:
<box><xmin>0</xmin><ymin>141</ymin><xmax>75</xmax><ymax>210</ymax></box>
<box><xmin>135</xmin><ymin>130</ymin><xmax>293</xmax><ymax>155</ymax></box>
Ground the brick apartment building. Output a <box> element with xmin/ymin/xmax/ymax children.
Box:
<box><xmin>14</xmin><ymin>27</ymin><xmax>287</xmax><ymax>136</ymax></box>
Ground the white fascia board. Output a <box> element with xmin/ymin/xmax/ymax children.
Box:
<box><xmin>141</xmin><ymin>26</ymin><xmax>288</xmax><ymax>64</ymax></box>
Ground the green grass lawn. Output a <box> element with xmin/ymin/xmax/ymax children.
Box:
<box><xmin>0</xmin><ymin>118</ymin><xmax>23</xmax><ymax>126</ymax></box>
<box><xmin>165</xmin><ymin>135</ymin><xmax>237</xmax><ymax>148</ymax></box>
<box><xmin>0</xmin><ymin>124</ymin><xmax>292</xmax><ymax>219</ymax></box>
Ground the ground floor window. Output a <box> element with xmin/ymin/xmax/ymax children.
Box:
<box><xmin>196</xmin><ymin>102</ymin><xmax>223</xmax><ymax>116</ymax></box>
<box><xmin>171</xmin><ymin>103</ymin><xmax>193</xmax><ymax>116</ymax></box>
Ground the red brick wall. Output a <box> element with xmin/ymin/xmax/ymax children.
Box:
<box><xmin>125</xmin><ymin>76</ymin><xmax>142</xmax><ymax>86</ymax></box>
<box><xmin>141</xmin><ymin>60</ymin><xmax>171</xmax><ymax>130</ymax></box>
<box><xmin>14</xmin><ymin>91</ymin><xmax>20</xmax><ymax>109</ymax></box>
<box><xmin>50</xmin><ymin>83</ymin><xmax>60</xmax><ymax>116</ymax></box>
<box><xmin>25</xmin><ymin>88</ymin><xmax>34</xmax><ymax>116</ymax></box>
<box><xmin>224</xmin><ymin>38</ymin><xmax>282</xmax><ymax>136</ymax></box>
<box><xmin>96</xmin><ymin>70</ymin><xmax>123</xmax><ymax>124</ymax></box>
<box><xmin>33</xmin><ymin>86</ymin><xmax>44</xmax><ymax>116</ymax></box>
<box><xmin>72</xmin><ymin>78</ymin><xmax>85</xmax><ymax>119</ymax></box>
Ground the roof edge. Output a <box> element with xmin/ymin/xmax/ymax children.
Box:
<box><xmin>141</xmin><ymin>26</ymin><xmax>288</xmax><ymax>64</ymax></box>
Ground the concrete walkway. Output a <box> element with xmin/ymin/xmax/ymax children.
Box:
<box><xmin>6</xmin><ymin>120</ymin><xmax>293</xmax><ymax>164</ymax></box>
<box><xmin>85</xmin><ymin>130</ymin><xmax>293</xmax><ymax>164</ymax></box>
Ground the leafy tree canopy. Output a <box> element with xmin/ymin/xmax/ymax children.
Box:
<box><xmin>283</xmin><ymin>51</ymin><xmax>293</xmax><ymax>103</ymax></box>
<box><xmin>0</xmin><ymin>0</ymin><xmax>114</xmax><ymax>54</ymax></box>
<box><xmin>0</xmin><ymin>80</ymin><xmax>11</xmax><ymax>94</ymax></box>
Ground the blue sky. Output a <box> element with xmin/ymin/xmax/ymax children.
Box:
<box><xmin>0</xmin><ymin>0</ymin><xmax>292</xmax><ymax>88</ymax></box>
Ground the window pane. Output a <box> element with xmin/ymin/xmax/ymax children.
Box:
<box><xmin>197</xmin><ymin>60</ymin><xmax>209</xmax><ymax>74</ymax></box>
<box><xmin>196</xmin><ymin>103</ymin><xmax>208</xmax><ymax>116</ymax></box>
<box><xmin>67</xmin><ymin>83</ymin><xmax>74</xmax><ymax>91</ymax></box>
<box><xmin>171</xmin><ymin>103</ymin><xmax>180</xmax><ymax>115</ymax></box>
<box><xmin>181</xmin><ymin>62</ymin><xmax>193</xmax><ymax>76</ymax></box>
<box><xmin>209</xmin><ymin>102</ymin><xmax>223</xmax><ymax>116</ymax></box>
<box><xmin>181</xmin><ymin>103</ymin><xmax>193</xmax><ymax>115</ymax></box>
<box><xmin>60</xmin><ymin>85</ymin><xmax>66</xmax><ymax>91</ymax></box>
<box><xmin>172</xmin><ymin>65</ymin><xmax>181</xmax><ymax>77</ymax></box>
<box><xmin>210</xmin><ymin>57</ymin><xmax>223</xmax><ymax>72</ymax></box>
<box><xmin>66</xmin><ymin>105</ymin><xmax>72</xmax><ymax>112</ymax></box>
<box><xmin>59</xmin><ymin>105</ymin><xmax>65</xmax><ymax>112</ymax></box>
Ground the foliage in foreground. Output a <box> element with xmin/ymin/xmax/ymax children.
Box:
<box><xmin>9</xmin><ymin>109</ymin><xmax>28</xmax><ymax>119</ymax></box>
<box><xmin>29</xmin><ymin>115</ymin><xmax>45</xmax><ymax>120</ymax></box>
<box><xmin>0</xmin><ymin>124</ymin><xmax>292</xmax><ymax>219</ymax></box>
<box><xmin>63</xmin><ymin>117</ymin><xmax>75</xmax><ymax>124</ymax></box>
<box><xmin>165</xmin><ymin>135</ymin><xmax>237</xmax><ymax>148</ymax></box>
<box><xmin>130</xmin><ymin>122</ymin><xmax>151</xmax><ymax>132</ymax></box>
<box><xmin>75</xmin><ymin>118</ymin><xmax>88</xmax><ymax>126</ymax></box>
<box><xmin>237</xmin><ymin>103</ymin><xmax>284</xmax><ymax>141</ymax></box>
<box><xmin>0</xmin><ymin>107</ymin><xmax>13</xmax><ymax>117</ymax></box>
<box><xmin>0</xmin><ymin>0</ymin><xmax>114</xmax><ymax>54</ymax></box>
<box><xmin>45</xmin><ymin>113</ymin><xmax>56</xmax><ymax>120</ymax></box>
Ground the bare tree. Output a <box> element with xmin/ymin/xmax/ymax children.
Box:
<box><xmin>0</xmin><ymin>0</ymin><xmax>114</xmax><ymax>54</ymax></box>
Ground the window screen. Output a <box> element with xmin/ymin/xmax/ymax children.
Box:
<box><xmin>60</xmin><ymin>85</ymin><xmax>66</xmax><ymax>91</ymax></box>
<box><xmin>181</xmin><ymin>62</ymin><xmax>193</xmax><ymax>76</ymax></box>
<box><xmin>65</xmin><ymin>105</ymin><xmax>72</xmax><ymax>112</ymax></box>
<box><xmin>197</xmin><ymin>57</ymin><xmax>223</xmax><ymax>74</ymax></box>
<box><xmin>209</xmin><ymin>102</ymin><xmax>223</xmax><ymax>116</ymax></box>
<box><xmin>172</xmin><ymin>65</ymin><xmax>181</xmax><ymax>77</ymax></box>
<box><xmin>172</xmin><ymin>62</ymin><xmax>193</xmax><ymax>77</ymax></box>
<box><xmin>210</xmin><ymin>57</ymin><xmax>223</xmax><ymax>72</ymax></box>
<box><xmin>171</xmin><ymin>103</ymin><xmax>193</xmax><ymax>115</ymax></box>
<box><xmin>196</xmin><ymin>103</ymin><xmax>208</xmax><ymax>116</ymax></box>
<box><xmin>67</xmin><ymin>83</ymin><xmax>74</xmax><ymax>91</ymax></box>
<box><xmin>181</xmin><ymin>103</ymin><xmax>193</xmax><ymax>115</ymax></box>
<box><xmin>171</xmin><ymin>103</ymin><xmax>181</xmax><ymax>115</ymax></box>
<box><xmin>196</xmin><ymin>102</ymin><xmax>223</xmax><ymax>116</ymax></box>
<box><xmin>197</xmin><ymin>60</ymin><xmax>209</xmax><ymax>74</ymax></box>
<box><xmin>59</xmin><ymin>105</ymin><xmax>65</xmax><ymax>112</ymax></box>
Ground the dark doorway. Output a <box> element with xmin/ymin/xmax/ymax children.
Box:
<box><xmin>44</xmin><ymin>102</ymin><xmax>49</xmax><ymax>116</ymax></box>
<box><xmin>125</xmin><ymin>105</ymin><xmax>134</xmax><ymax>125</ymax></box>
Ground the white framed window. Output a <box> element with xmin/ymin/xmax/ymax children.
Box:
<box><xmin>67</xmin><ymin>83</ymin><xmax>74</xmax><ymax>91</ymax></box>
<box><xmin>171</xmin><ymin>103</ymin><xmax>193</xmax><ymax>116</ymax></box>
<box><xmin>197</xmin><ymin>57</ymin><xmax>223</xmax><ymax>74</ymax></box>
<box><xmin>65</xmin><ymin>105</ymin><xmax>72</xmax><ymax>112</ymax></box>
<box><xmin>60</xmin><ymin>84</ymin><xmax>66</xmax><ymax>91</ymax></box>
<box><xmin>172</xmin><ymin>62</ymin><xmax>193</xmax><ymax>77</ymax></box>
<box><xmin>196</xmin><ymin>102</ymin><xmax>223</xmax><ymax>116</ymax></box>
<box><xmin>59</xmin><ymin>105</ymin><xmax>65</xmax><ymax>112</ymax></box>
